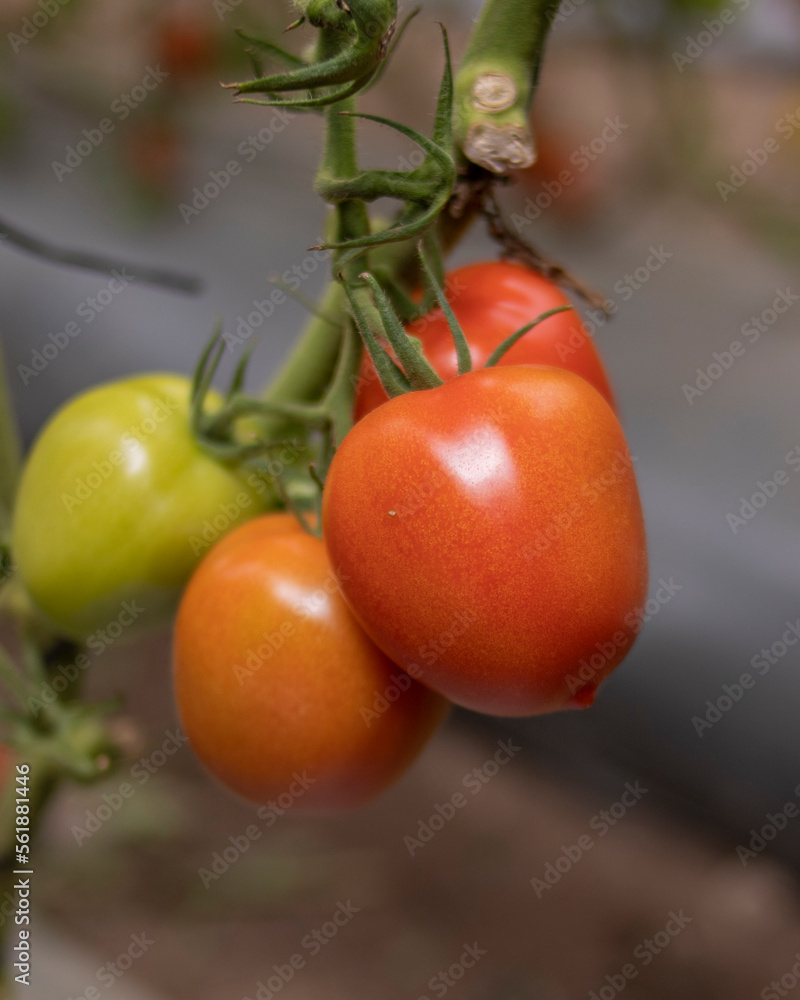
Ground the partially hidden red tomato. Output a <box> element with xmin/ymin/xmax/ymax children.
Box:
<box><xmin>324</xmin><ymin>366</ymin><xmax>647</xmax><ymax>718</ymax></box>
<box><xmin>156</xmin><ymin>15</ymin><xmax>218</xmax><ymax>79</ymax></box>
<box><xmin>173</xmin><ymin>514</ymin><xmax>448</xmax><ymax>810</ymax></box>
<box><xmin>355</xmin><ymin>261</ymin><xmax>614</xmax><ymax>419</ymax></box>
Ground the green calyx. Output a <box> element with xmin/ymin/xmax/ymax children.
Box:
<box><xmin>189</xmin><ymin>319</ymin><xmax>362</xmax><ymax>534</ymax></box>
<box><xmin>340</xmin><ymin>242</ymin><xmax>451</xmax><ymax>397</ymax></box>
<box><xmin>343</xmin><ymin>242</ymin><xmax>573</xmax><ymax>399</ymax></box>
<box><xmin>6</xmin><ymin>701</ymin><xmax>118</xmax><ymax>784</ymax></box>
<box><xmin>224</xmin><ymin>0</ymin><xmax>399</xmax><ymax>110</ymax></box>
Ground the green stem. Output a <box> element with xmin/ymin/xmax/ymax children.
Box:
<box><xmin>261</xmin><ymin>282</ymin><xmax>347</xmax><ymax>408</ymax></box>
<box><xmin>0</xmin><ymin>336</ymin><xmax>22</xmax><ymax>542</ymax></box>
<box><xmin>261</xmin><ymin>23</ymin><xmax>371</xmax><ymax>410</ymax></box>
<box><xmin>453</xmin><ymin>0</ymin><xmax>559</xmax><ymax>174</ymax></box>
<box><xmin>317</xmin><ymin>36</ymin><xmax>371</xmax><ymax>277</ymax></box>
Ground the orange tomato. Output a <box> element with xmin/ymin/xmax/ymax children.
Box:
<box><xmin>173</xmin><ymin>515</ymin><xmax>447</xmax><ymax>810</ymax></box>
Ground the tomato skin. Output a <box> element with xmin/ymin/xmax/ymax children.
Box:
<box><xmin>173</xmin><ymin>515</ymin><xmax>448</xmax><ymax>810</ymax></box>
<box><xmin>324</xmin><ymin>366</ymin><xmax>647</xmax><ymax>717</ymax></box>
<box><xmin>12</xmin><ymin>374</ymin><xmax>270</xmax><ymax>640</ymax></box>
<box><xmin>355</xmin><ymin>261</ymin><xmax>614</xmax><ymax>419</ymax></box>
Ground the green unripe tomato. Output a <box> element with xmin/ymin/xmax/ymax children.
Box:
<box><xmin>12</xmin><ymin>374</ymin><xmax>273</xmax><ymax>641</ymax></box>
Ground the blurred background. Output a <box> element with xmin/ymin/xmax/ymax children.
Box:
<box><xmin>2</xmin><ymin>0</ymin><xmax>800</xmax><ymax>997</ymax></box>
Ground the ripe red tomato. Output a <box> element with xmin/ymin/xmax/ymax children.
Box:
<box><xmin>173</xmin><ymin>514</ymin><xmax>448</xmax><ymax>810</ymax></box>
<box><xmin>324</xmin><ymin>366</ymin><xmax>647</xmax><ymax>717</ymax></box>
<box><xmin>355</xmin><ymin>261</ymin><xmax>614</xmax><ymax>419</ymax></box>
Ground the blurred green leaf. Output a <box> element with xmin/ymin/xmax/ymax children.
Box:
<box><xmin>667</xmin><ymin>0</ymin><xmax>729</xmax><ymax>12</ymax></box>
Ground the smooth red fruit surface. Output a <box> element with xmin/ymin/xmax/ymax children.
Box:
<box><xmin>355</xmin><ymin>260</ymin><xmax>614</xmax><ymax>419</ymax></box>
<box><xmin>173</xmin><ymin>515</ymin><xmax>447</xmax><ymax>810</ymax></box>
<box><xmin>324</xmin><ymin>366</ymin><xmax>647</xmax><ymax>717</ymax></box>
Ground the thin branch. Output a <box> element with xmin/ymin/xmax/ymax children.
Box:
<box><xmin>0</xmin><ymin>216</ymin><xmax>203</xmax><ymax>295</ymax></box>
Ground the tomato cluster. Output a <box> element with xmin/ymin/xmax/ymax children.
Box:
<box><xmin>174</xmin><ymin>263</ymin><xmax>645</xmax><ymax>805</ymax></box>
<box><xmin>12</xmin><ymin>263</ymin><xmax>647</xmax><ymax>812</ymax></box>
